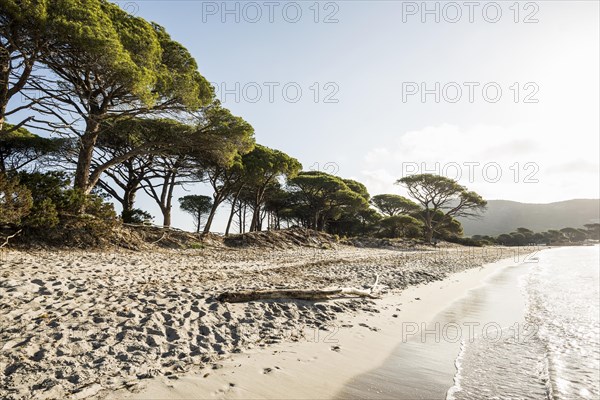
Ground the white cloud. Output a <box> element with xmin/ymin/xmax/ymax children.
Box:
<box><xmin>359</xmin><ymin>123</ymin><xmax>599</xmax><ymax>202</ymax></box>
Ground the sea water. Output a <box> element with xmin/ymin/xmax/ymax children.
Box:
<box><xmin>449</xmin><ymin>245</ymin><xmax>600</xmax><ymax>399</ymax></box>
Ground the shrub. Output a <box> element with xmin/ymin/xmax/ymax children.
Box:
<box><xmin>0</xmin><ymin>173</ymin><xmax>32</xmax><ymax>225</ymax></box>
<box><xmin>14</xmin><ymin>171</ymin><xmax>118</xmax><ymax>247</ymax></box>
<box><xmin>445</xmin><ymin>235</ymin><xmax>484</xmax><ymax>247</ymax></box>
<box><xmin>24</xmin><ymin>198</ymin><xmax>59</xmax><ymax>229</ymax></box>
<box><xmin>122</xmin><ymin>208</ymin><xmax>154</xmax><ymax>224</ymax></box>
<box><xmin>376</xmin><ymin>215</ymin><xmax>423</xmax><ymax>238</ymax></box>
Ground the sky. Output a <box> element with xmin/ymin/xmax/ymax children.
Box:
<box><xmin>13</xmin><ymin>1</ymin><xmax>600</xmax><ymax>233</ymax></box>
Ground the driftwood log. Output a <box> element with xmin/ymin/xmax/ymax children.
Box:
<box><xmin>218</xmin><ymin>276</ymin><xmax>380</xmax><ymax>303</ymax></box>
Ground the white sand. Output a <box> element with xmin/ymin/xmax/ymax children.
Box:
<box><xmin>108</xmin><ymin>256</ymin><xmax>520</xmax><ymax>400</ymax></box>
<box><xmin>0</xmin><ymin>245</ymin><xmax>529</xmax><ymax>399</ymax></box>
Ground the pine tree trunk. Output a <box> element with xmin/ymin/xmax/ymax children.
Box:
<box><xmin>74</xmin><ymin>119</ymin><xmax>101</xmax><ymax>195</ymax></box>
<box><xmin>203</xmin><ymin>200</ymin><xmax>219</xmax><ymax>234</ymax></box>
<box><xmin>161</xmin><ymin>173</ymin><xmax>176</xmax><ymax>228</ymax></box>
<box><xmin>241</xmin><ymin>204</ymin><xmax>246</xmax><ymax>233</ymax></box>
<box><xmin>225</xmin><ymin>199</ymin><xmax>238</xmax><ymax>236</ymax></box>
<box><xmin>225</xmin><ymin>206</ymin><xmax>235</xmax><ymax>236</ymax></box>
<box><xmin>121</xmin><ymin>187</ymin><xmax>137</xmax><ymax>221</ymax></box>
<box><xmin>424</xmin><ymin>211</ymin><xmax>434</xmax><ymax>243</ymax></box>
<box><xmin>162</xmin><ymin>207</ymin><xmax>171</xmax><ymax>227</ymax></box>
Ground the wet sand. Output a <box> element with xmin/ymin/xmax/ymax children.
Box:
<box><xmin>337</xmin><ymin>256</ymin><xmax>532</xmax><ymax>399</ymax></box>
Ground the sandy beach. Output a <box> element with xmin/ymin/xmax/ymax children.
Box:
<box><xmin>114</xmin><ymin>255</ymin><xmax>524</xmax><ymax>400</ymax></box>
<box><xmin>0</xmin><ymin>241</ymin><xmax>531</xmax><ymax>399</ymax></box>
<box><xmin>1</xmin><ymin>0</ymin><xmax>597</xmax><ymax>398</ymax></box>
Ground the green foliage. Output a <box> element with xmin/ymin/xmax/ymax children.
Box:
<box><xmin>243</xmin><ymin>144</ymin><xmax>302</xmax><ymax>184</ymax></box>
<box><xmin>78</xmin><ymin>192</ymin><xmax>117</xmax><ymax>220</ymax></box>
<box><xmin>471</xmin><ymin>234</ymin><xmax>498</xmax><ymax>245</ymax></box>
<box><xmin>377</xmin><ymin>214</ymin><xmax>423</xmax><ymax>238</ymax></box>
<box><xmin>328</xmin><ymin>181</ymin><xmax>372</xmax><ymax>236</ymax></box>
<box><xmin>17</xmin><ymin>170</ymin><xmax>68</xmax><ymax>193</ymax></box>
<box><xmin>0</xmin><ymin>0</ymin><xmax>51</xmax><ymax>131</ymax></box>
<box><xmin>242</xmin><ymin>145</ymin><xmax>301</xmax><ymax>231</ymax></box>
<box><xmin>17</xmin><ymin>170</ymin><xmax>70</xmax><ymax>209</ymax></box>
<box><xmin>584</xmin><ymin>223</ymin><xmax>600</xmax><ymax>239</ymax></box>
<box><xmin>179</xmin><ymin>195</ymin><xmax>213</xmax><ymax>215</ymax></box>
<box><xmin>397</xmin><ymin>174</ymin><xmax>487</xmax><ymax>218</ymax></box>
<box><xmin>0</xmin><ymin>0</ymin><xmax>48</xmax><ymax>24</ymax></box>
<box><xmin>179</xmin><ymin>195</ymin><xmax>213</xmax><ymax>232</ymax></box>
<box><xmin>13</xmin><ymin>171</ymin><xmax>117</xmax><ymax>246</ymax></box>
<box><xmin>287</xmin><ymin>171</ymin><xmax>369</xmax><ymax>232</ymax></box>
<box><xmin>95</xmin><ymin>105</ymin><xmax>254</xmax><ymax>228</ymax></box>
<box><xmin>322</xmin><ymin>203</ymin><xmax>381</xmax><ymax>238</ymax></box>
<box><xmin>95</xmin><ymin>118</ymin><xmax>195</xmax><ymax>226</ymax></box>
<box><xmin>98</xmin><ymin>118</ymin><xmax>192</xmax><ymax>149</ymax></box>
<box><xmin>444</xmin><ymin>236</ymin><xmax>484</xmax><ymax>247</ymax></box>
<box><xmin>191</xmin><ymin>102</ymin><xmax>256</xmax><ymax>166</ymax></box>
<box><xmin>262</xmin><ymin>182</ymin><xmax>292</xmax><ymax>228</ymax></box>
<box><xmin>546</xmin><ymin>230</ymin><xmax>565</xmax><ymax>243</ymax></box>
<box><xmin>397</xmin><ymin>174</ymin><xmax>486</xmax><ymax>242</ymax></box>
<box><xmin>516</xmin><ymin>227</ymin><xmax>534</xmax><ymax>235</ymax></box>
<box><xmin>45</xmin><ymin>0</ymin><xmax>162</xmax><ymax>105</ymax></box>
<box><xmin>486</xmin><ymin>224</ymin><xmax>598</xmax><ymax>246</ymax></box>
<box><xmin>24</xmin><ymin>198</ymin><xmax>59</xmax><ymax>229</ymax></box>
<box><xmin>152</xmin><ymin>23</ymin><xmax>214</xmax><ymax>108</ymax></box>
<box><xmin>122</xmin><ymin>209</ymin><xmax>153</xmax><ymax>224</ymax></box>
<box><xmin>429</xmin><ymin>210</ymin><xmax>463</xmax><ymax>238</ymax></box>
<box><xmin>559</xmin><ymin>227</ymin><xmax>587</xmax><ymax>242</ymax></box>
<box><xmin>0</xmin><ymin>123</ymin><xmax>64</xmax><ymax>173</ymax></box>
<box><xmin>342</xmin><ymin>179</ymin><xmax>370</xmax><ymax>201</ymax></box>
<box><xmin>97</xmin><ymin>103</ymin><xmax>255</xmax><ymax>168</ymax></box>
<box><xmin>371</xmin><ymin>194</ymin><xmax>421</xmax><ymax>216</ymax></box>
<box><xmin>25</xmin><ymin>0</ymin><xmax>216</xmax><ymax>193</ymax></box>
<box><xmin>0</xmin><ymin>173</ymin><xmax>32</xmax><ymax>225</ymax></box>
<box><xmin>35</xmin><ymin>189</ymin><xmax>117</xmax><ymax>246</ymax></box>
<box><xmin>2</xmin><ymin>0</ymin><xmax>265</xmax><ymax>238</ymax></box>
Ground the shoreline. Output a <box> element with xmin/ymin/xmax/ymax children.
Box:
<box><xmin>108</xmin><ymin>255</ymin><xmax>525</xmax><ymax>400</ymax></box>
<box><xmin>339</xmin><ymin>254</ymin><xmax>535</xmax><ymax>400</ymax></box>
<box><xmin>0</xmin><ymin>245</ymin><xmax>534</xmax><ymax>399</ymax></box>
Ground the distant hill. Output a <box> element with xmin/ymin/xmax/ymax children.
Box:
<box><xmin>458</xmin><ymin>199</ymin><xmax>600</xmax><ymax>236</ymax></box>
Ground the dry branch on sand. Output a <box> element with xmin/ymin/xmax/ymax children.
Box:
<box><xmin>0</xmin><ymin>229</ymin><xmax>22</xmax><ymax>248</ymax></box>
<box><xmin>217</xmin><ymin>276</ymin><xmax>380</xmax><ymax>302</ymax></box>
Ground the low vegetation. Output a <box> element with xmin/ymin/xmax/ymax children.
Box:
<box><xmin>467</xmin><ymin>225</ymin><xmax>600</xmax><ymax>247</ymax></box>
